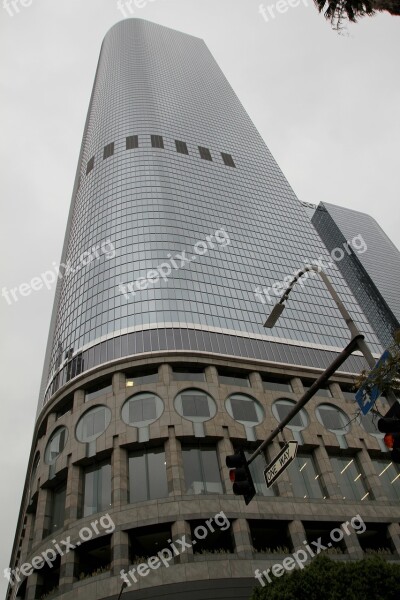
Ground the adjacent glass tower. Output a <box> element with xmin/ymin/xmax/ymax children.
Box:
<box><xmin>9</xmin><ymin>19</ymin><xmax>400</xmax><ymax>600</ymax></box>
<box><xmin>312</xmin><ymin>202</ymin><xmax>400</xmax><ymax>348</ymax></box>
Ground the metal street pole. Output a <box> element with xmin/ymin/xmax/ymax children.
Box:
<box><xmin>247</xmin><ymin>334</ymin><xmax>363</xmax><ymax>464</ymax></box>
<box><xmin>264</xmin><ymin>264</ymin><xmax>397</xmax><ymax>408</ymax></box>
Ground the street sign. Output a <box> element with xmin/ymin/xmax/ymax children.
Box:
<box><xmin>264</xmin><ymin>440</ymin><xmax>298</xmax><ymax>488</ymax></box>
<box><xmin>355</xmin><ymin>350</ymin><xmax>391</xmax><ymax>415</ymax></box>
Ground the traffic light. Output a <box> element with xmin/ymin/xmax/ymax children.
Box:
<box><xmin>378</xmin><ymin>405</ymin><xmax>400</xmax><ymax>463</ymax></box>
<box><xmin>226</xmin><ymin>449</ymin><xmax>256</xmax><ymax>505</ymax></box>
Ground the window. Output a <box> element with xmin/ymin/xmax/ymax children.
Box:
<box><xmin>249</xmin><ymin>520</ymin><xmax>291</xmax><ymax>553</ymax></box>
<box><xmin>76</xmin><ymin>406</ymin><xmax>111</xmax><ymax>443</ymax></box>
<box><xmin>357</xmin><ymin>523</ymin><xmax>394</xmax><ymax>554</ymax></box>
<box><xmin>151</xmin><ymin>135</ymin><xmax>164</xmax><ymax>149</ymax></box>
<box><xmin>221</xmin><ymin>152</ymin><xmax>235</xmax><ymax>167</ymax></box>
<box><xmin>125</xmin><ymin>368</ymin><xmax>158</xmax><ymax>387</ymax></box>
<box><xmin>74</xmin><ymin>535</ymin><xmax>111</xmax><ymax>579</ymax></box>
<box><xmin>86</xmin><ymin>156</ymin><xmax>94</xmax><ymax>174</ymax></box>
<box><xmin>262</xmin><ymin>377</ymin><xmax>293</xmax><ymax>393</ymax></box>
<box><xmin>129</xmin><ymin>524</ymin><xmax>172</xmax><ymax>563</ymax></box>
<box><xmin>129</xmin><ymin>447</ymin><xmax>168</xmax><ymax>503</ymax></box>
<box><xmin>174</xmin><ymin>389</ymin><xmax>216</xmax><ymax>423</ymax></box>
<box><xmin>304</xmin><ymin>381</ymin><xmax>332</xmax><ymax>397</ymax></box>
<box><xmin>330</xmin><ymin>456</ymin><xmax>370</xmax><ymax>501</ymax></box>
<box><xmin>218</xmin><ymin>370</ymin><xmax>249</xmax><ymax>387</ymax></box>
<box><xmin>371</xmin><ymin>459</ymin><xmax>400</xmax><ymax>501</ymax></box>
<box><xmin>50</xmin><ymin>482</ymin><xmax>66</xmax><ymax>533</ymax></box>
<box><xmin>175</xmin><ymin>140</ymin><xmax>189</xmax><ymax>154</ymax></box>
<box><xmin>303</xmin><ymin>521</ymin><xmax>347</xmax><ymax>554</ymax></box>
<box><xmin>198</xmin><ymin>146</ymin><xmax>212</xmax><ymax>161</ymax></box>
<box><xmin>122</xmin><ymin>393</ymin><xmax>164</xmax><ymax>426</ymax></box>
<box><xmin>289</xmin><ymin>452</ymin><xmax>325</xmax><ymax>499</ymax></box>
<box><xmin>103</xmin><ymin>142</ymin><xmax>114</xmax><ymax>159</ymax></box>
<box><xmin>45</xmin><ymin>427</ymin><xmax>68</xmax><ymax>465</ymax></box>
<box><xmin>172</xmin><ymin>366</ymin><xmax>205</xmax><ymax>382</ymax></box>
<box><xmin>182</xmin><ymin>445</ymin><xmax>223</xmax><ymax>494</ymax></box>
<box><xmin>316</xmin><ymin>403</ymin><xmax>350</xmax><ymax>448</ymax></box>
<box><xmin>226</xmin><ymin>394</ymin><xmax>264</xmax><ymax>426</ymax></box>
<box><xmin>272</xmin><ymin>399</ymin><xmax>308</xmax><ymax>429</ymax></box>
<box><xmin>85</xmin><ymin>380</ymin><xmax>113</xmax><ymax>402</ymax></box>
<box><xmin>181</xmin><ymin>394</ymin><xmax>209</xmax><ymax>417</ymax></box>
<box><xmin>190</xmin><ymin>519</ymin><xmax>234</xmax><ymax>554</ymax></box>
<box><xmin>82</xmin><ymin>460</ymin><xmax>111</xmax><ymax>516</ymax></box>
<box><xmin>126</xmin><ymin>135</ymin><xmax>138</xmax><ymax>149</ymax></box>
<box><xmin>340</xmin><ymin>384</ymin><xmax>356</xmax><ymax>401</ymax></box>
<box><xmin>55</xmin><ymin>396</ymin><xmax>73</xmax><ymax>419</ymax></box>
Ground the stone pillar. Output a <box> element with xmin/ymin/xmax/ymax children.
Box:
<box><xmin>159</xmin><ymin>363</ymin><xmax>171</xmax><ymax>385</ymax></box>
<box><xmin>232</xmin><ymin>518</ymin><xmax>253</xmax><ymax>559</ymax></box>
<box><xmin>25</xmin><ymin>572</ymin><xmax>40</xmax><ymax>600</ymax></box>
<box><xmin>357</xmin><ymin>449</ymin><xmax>386</xmax><ymax>501</ymax></box>
<box><xmin>112</xmin><ymin>439</ymin><xmax>128</xmax><ymax>508</ymax></box>
<box><xmin>65</xmin><ymin>458</ymin><xmax>80</xmax><ymax>524</ymax></box>
<box><xmin>172</xmin><ymin>521</ymin><xmax>192</xmax><ymax>563</ymax></box>
<box><xmin>113</xmin><ymin>372</ymin><xmax>126</xmax><ymax>394</ymax></box>
<box><xmin>249</xmin><ymin>371</ymin><xmax>263</xmax><ymax>392</ymax></box>
<box><xmin>313</xmin><ymin>445</ymin><xmax>342</xmax><ymax>499</ymax></box>
<box><xmin>165</xmin><ymin>426</ymin><xmax>185</xmax><ymax>496</ymax></box>
<box><xmin>59</xmin><ymin>548</ymin><xmax>79</xmax><ymax>592</ymax></box>
<box><xmin>112</xmin><ymin>530</ymin><xmax>130</xmax><ymax>575</ymax></box>
<box><xmin>288</xmin><ymin>520</ymin><xmax>307</xmax><ymax>550</ymax></box>
<box><xmin>74</xmin><ymin>388</ymin><xmax>85</xmax><ymax>410</ymax></box>
<box><xmin>32</xmin><ymin>487</ymin><xmax>51</xmax><ymax>546</ymax></box>
<box><xmin>205</xmin><ymin>365</ymin><xmax>218</xmax><ymax>385</ymax></box>
<box><xmin>290</xmin><ymin>377</ymin><xmax>303</xmax><ymax>396</ymax></box>
<box><xmin>388</xmin><ymin>523</ymin><xmax>400</xmax><ymax>556</ymax></box>
<box><xmin>342</xmin><ymin>522</ymin><xmax>363</xmax><ymax>558</ymax></box>
<box><xmin>218</xmin><ymin>430</ymin><xmax>234</xmax><ymax>493</ymax></box>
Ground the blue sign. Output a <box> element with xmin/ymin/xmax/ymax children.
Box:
<box><xmin>355</xmin><ymin>350</ymin><xmax>391</xmax><ymax>415</ymax></box>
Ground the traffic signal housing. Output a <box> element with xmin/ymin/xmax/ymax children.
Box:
<box><xmin>378</xmin><ymin>403</ymin><xmax>400</xmax><ymax>463</ymax></box>
<box><xmin>226</xmin><ymin>449</ymin><xmax>256</xmax><ymax>505</ymax></box>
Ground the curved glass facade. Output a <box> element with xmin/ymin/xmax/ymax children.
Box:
<box><xmin>40</xmin><ymin>19</ymin><xmax>380</xmax><ymax>409</ymax></box>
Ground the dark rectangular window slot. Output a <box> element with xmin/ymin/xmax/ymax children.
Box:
<box><xmin>182</xmin><ymin>394</ymin><xmax>210</xmax><ymax>418</ymax></box>
<box><xmin>103</xmin><ymin>142</ymin><xmax>114</xmax><ymax>159</ymax></box>
<box><xmin>86</xmin><ymin>156</ymin><xmax>94</xmax><ymax>174</ymax></box>
<box><xmin>175</xmin><ymin>140</ymin><xmax>189</xmax><ymax>154</ymax></box>
<box><xmin>126</xmin><ymin>135</ymin><xmax>139</xmax><ymax>149</ymax></box>
<box><xmin>221</xmin><ymin>152</ymin><xmax>236</xmax><ymax>167</ymax></box>
<box><xmin>199</xmin><ymin>146</ymin><xmax>212</xmax><ymax>161</ymax></box>
<box><xmin>151</xmin><ymin>135</ymin><xmax>164</xmax><ymax>149</ymax></box>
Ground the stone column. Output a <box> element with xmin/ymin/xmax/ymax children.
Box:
<box><xmin>232</xmin><ymin>518</ymin><xmax>253</xmax><ymax>559</ymax></box>
<box><xmin>388</xmin><ymin>523</ymin><xmax>400</xmax><ymax>556</ymax></box>
<box><xmin>172</xmin><ymin>521</ymin><xmax>192</xmax><ymax>563</ymax></box>
<box><xmin>357</xmin><ymin>449</ymin><xmax>386</xmax><ymax>501</ymax></box>
<box><xmin>112</xmin><ymin>530</ymin><xmax>130</xmax><ymax>575</ymax></box>
<box><xmin>218</xmin><ymin>430</ymin><xmax>234</xmax><ymax>493</ymax></box>
<box><xmin>32</xmin><ymin>487</ymin><xmax>51</xmax><ymax>546</ymax></box>
<box><xmin>249</xmin><ymin>371</ymin><xmax>263</xmax><ymax>392</ymax></box>
<box><xmin>205</xmin><ymin>365</ymin><xmax>218</xmax><ymax>385</ymax></box>
<box><xmin>288</xmin><ymin>520</ymin><xmax>307</xmax><ymax>550</ymax></box>
<box><xmin>165</xmin><ymin>426</ymin><xmax>185</xmax><ymax>496</ymax></box>
<box><xmin>65</xmin><ymin>458</ymin><xmax>80</xmax><ymax>524</ymax></box>
<box><xmin>313</xmin><ymin>445</ymin><xmax>342</xmax><ymax>499</ymax></box>
<box><xmin>112</xmin><ymin>439</ymin><xmax>128</xmax><ymax>508</ymax></box>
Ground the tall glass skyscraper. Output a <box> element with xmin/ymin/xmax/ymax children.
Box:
<box><xmin>8</xmin><ymin>20</ymin><xmax>400</xmax><ymax>600</ymax></box>
<box><xmin>312</xmin><ymin>202</ymin><xmax>400</xmax><ymax>348</ymax></box>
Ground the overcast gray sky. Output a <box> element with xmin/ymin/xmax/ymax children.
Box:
<box><xmin>1</xmin><ymin>1</ymin><xmax>399</xmax><ymax>595</ymax></box>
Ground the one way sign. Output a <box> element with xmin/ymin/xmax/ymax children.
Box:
<box><xmin>264</xmin><ymin>441</ymin><xmax>298</xmax><ymax>488</ymax></box>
